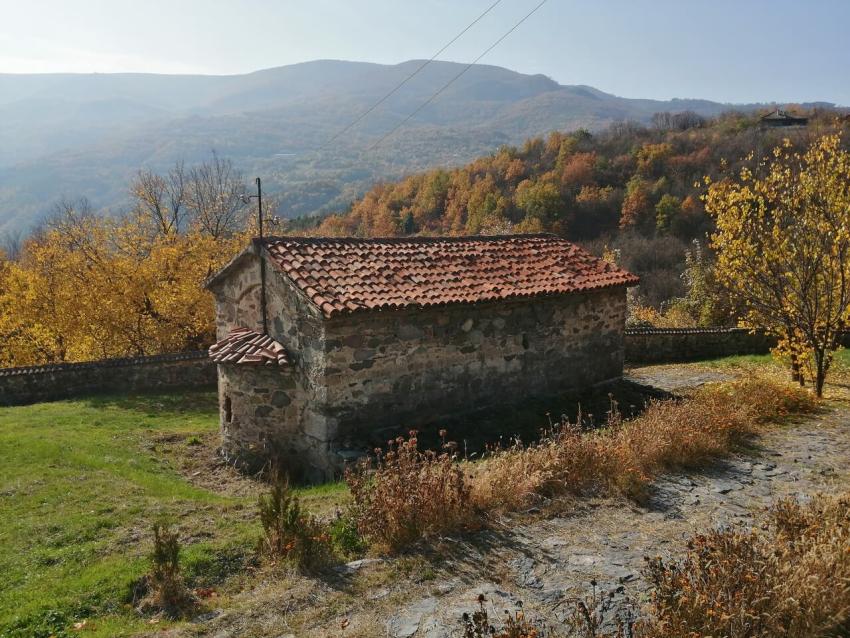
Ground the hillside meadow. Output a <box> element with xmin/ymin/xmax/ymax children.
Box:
<box><xmin>0</xmin><ymin>390</ymin><xmax>343</xmax><ymax>637</ymax></box>
<box><xmin>2</xmin><ymin>353</ymin><xmax>846</xmax><ymax>636</ymax></box>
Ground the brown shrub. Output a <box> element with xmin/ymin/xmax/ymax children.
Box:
<box><xmin>470</xmin><ymin>420</ymin><xmax>617</xmax><ymax>512</ymax></box>
<box><xmin>643</xmin><ymin>492</ymin><xmax>850</xmax><ymax>638</ymax></box>
<box><xmin>462</xmin><ymin>598</ymin><xmax>549</xmax><ymax>638</ymax></box>
<box><xmin>471</xmin><ymin>378</ymin><xmax>815</xmax><ymax>510</ymax></box>
<box><xmin>345</xmin><ymin>431</ymin><xmax>476</xmax><ymax>552</ymax></box>
<box><xmin>719</xmin><ymin>376</ymin><xmax>818</xmax><ymax>422</ymax></box>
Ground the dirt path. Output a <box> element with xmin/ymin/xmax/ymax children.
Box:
<box><xmin>176</xmin><ymin>369</ymin><xmax>850</xmax><ymax>638</ymax></box>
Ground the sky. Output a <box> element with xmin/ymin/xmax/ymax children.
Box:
<box><xmin>0</xmin><ymin>0</ymin><xmax>848</xmax><ymax>105</ymax></box>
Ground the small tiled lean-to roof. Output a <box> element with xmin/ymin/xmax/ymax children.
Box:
<box><xmin>261</xmin><ymin>233</ymin><xmax>638</xmax><ymax>317</ymax></box>
<box><xmin>209</xmin><ymin>327</ymin><xmax>289</xmax><ymax>366</ymax></box>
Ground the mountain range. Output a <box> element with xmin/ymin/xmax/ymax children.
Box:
<box><xmin>0</xmin><ymin>59</ymin><xmax>833</xmax><ymax>235</ymax></box>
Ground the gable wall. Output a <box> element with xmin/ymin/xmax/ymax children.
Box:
<box><xmin>208</xmin><ymin>252</ymin><xmax>335</xmax><ymax>478</ymax></box>
<box><xmin>208</xmin><ymin>252</ymin><xmax>326</xmax><ymax>382</ymax></box>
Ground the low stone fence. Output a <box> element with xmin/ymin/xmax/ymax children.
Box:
<box><xmin>0</xmin><ymin>351</ymin><xmax>216</xmax><ymax>407</ymax></box>
<box><xmin>624</xmin><ymin>327</ymin><xmax>777</xmax><ymax>364</ymax></box>
<box><xmin>0</xmin><ymin>328</ymin><xmax>843</xmax><ymax>406</ymax></box>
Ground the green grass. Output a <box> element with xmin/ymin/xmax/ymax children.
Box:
<box><xmin>699</xmin><ymin>348</ymin><xmax>850</xmax><ymax>375</ymax></box>
<box><xmin>0</xmin><ymin>391</ymin><xmax>345</xmax><ymax>637</ymax></box>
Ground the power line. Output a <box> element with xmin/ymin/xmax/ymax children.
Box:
<box><xmin>368</xmin><ymin>0</ymin><xmax>548</xmax><ymax>152</ymax></box>
<box><xmin>320</xmin><ymin>0</ymin><xmax>503</xmax><ymax>150</ymax></box>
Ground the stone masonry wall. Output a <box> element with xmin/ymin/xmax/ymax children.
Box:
<box><xmin>0</xmin><ymin>352</ymin><xmax>214</xmax><ymax>407</ymax></box>
<box><xmin>216</xmin><ymin>363</ymin><xmax>328</xmax><ymax>480</ymax></box>
<box><xmin>322</xmin><ymin>286</ymin><xmax>628</xmax><ymax>446</ymax></box>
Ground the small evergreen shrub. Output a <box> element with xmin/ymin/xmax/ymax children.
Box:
<box><xmin>257</xmin><ymin>473</ymin><xmax>333</xmax><ymax>570</ymax></box>
<box><xmin>328</xmin><ymin>509</ymin><xmax>366</xmax><ymax>557</ymax></box>
<box><xmin>141</xmin><ymin>522</ymin><xmax>195</xmax><ymax>617</ymax></box>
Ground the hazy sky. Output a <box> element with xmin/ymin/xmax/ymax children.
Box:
<box><xmin>1</xmin><ymin>0</ymin><xmax>848</xmax><ymax>104</ymax></box>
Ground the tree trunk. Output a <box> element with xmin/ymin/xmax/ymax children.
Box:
<box><xmin>814</xmin><ymin>348</ymin><xmax>826</xmax><ymax>398</ymax></box>
<box><xmin>785</xmin><ymin>328</ymin><xmax>805</xmax><ymax>387</ymax></box>
<box><xmin>790</xmin><ymin>354</ymin><xmax>805</xmax><ymax>386</ymax></box>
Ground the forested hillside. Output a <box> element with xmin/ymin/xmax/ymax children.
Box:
<box><xmin>0</xmin><ymin>59</ymin><xmax>819</xmax><ymax>235</ymax></box>
<box><xmin>2</xmin><ymin>109</ymin><xmax>848</xmax><ymax>367</ymax></box>
<box><xmin>317</xmin><ymin>109</ymin><xmax>850</xmax><ymax>305</ymax></box>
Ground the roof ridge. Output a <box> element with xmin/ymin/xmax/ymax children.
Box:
<box><xmin>259</xmin><ymin>233</ymin><xmax>561</xmax><ymax>244</ymax></box>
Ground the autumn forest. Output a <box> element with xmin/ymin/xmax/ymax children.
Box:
<box><xmin>1</xmin><ymin>108</ymin><xmax>848</xmax><ymax>367</ymax></box>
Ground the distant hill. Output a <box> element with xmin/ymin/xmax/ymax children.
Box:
<box><xmin>0</xmin><ymin>59</ymin><xmax>833</xmax><ymax>234</ymax></box>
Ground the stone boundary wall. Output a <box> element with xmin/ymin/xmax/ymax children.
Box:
<box><xmin>1</xmin><ymin>327</ymin><xmax>846</xmax><ymax>406</ymax></box>
<box><xmin>0</xmin><ymin>351</ymin><xmax>216</xmax><ymax>407</ymax></box>
<box><xmin>624</xmin><ymin>327</ymin><xmax>777</xmax><ymax>364</ymax></box>
<box><xmin>625</xmin><ymin>327</ymin><xmax>850</xmax><ymax>364</ymax></box>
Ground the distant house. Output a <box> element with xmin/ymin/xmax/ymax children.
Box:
<box><xmin>206</xmin><ymin>234</ymin><xmax>639</xmax><ymax>480</ymax></box>
<box><xmin>760</xmin><ymin>109</ymin><xmax>808</xmax><ymax>127</ymax></box>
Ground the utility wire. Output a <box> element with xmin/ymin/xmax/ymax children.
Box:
<box><xmin>319</xmin><ymin>0</ymin><xmax>503</xmax><ymax>150</ymax></box>
<box><xmin>368</xmin><ymin>0</ymin><xmax>548</xmax><ymax>152</ymax></box>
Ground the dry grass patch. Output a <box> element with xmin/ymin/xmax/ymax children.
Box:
<box><xmin>471</xmin><ymin>378</ymin><xmax>816</xmax><ymax>510</ymax></box>
<box><xmin>344</xmin><ymin>378</ymin><xmax>815</xmax><ymax>551</ymax></box>
<box><xmin>345</xmin><ymin>431</ymin><xmax>478</xmax><ymax>552</ymax></box>
<box><xmin>643</xmin><ymin>491</ymin><xmax>850</xmax><ymax>638</ymax></box>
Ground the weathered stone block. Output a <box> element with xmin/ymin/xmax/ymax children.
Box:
<box><xmin>271</xmin><ymin>391</ymin><xmax>291</xmax><ymax>407</ymax></box>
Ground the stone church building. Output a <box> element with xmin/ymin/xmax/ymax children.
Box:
<box><xmin>206</xmin><ymin>234</ymin><xmax>638</xmax><ymax>480</ymax></box>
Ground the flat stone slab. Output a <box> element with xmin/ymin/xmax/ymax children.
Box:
<box><xmin>625</xmin><ymin>368</ymin><xmax>733</xmax><ymax>393</ymax></box>
<box><xmin>335</xmin><ymin>557</ymin><xmax>383</xmax><ymax>574</ymax></box>
<box><xmin>386</xmin><ymin>597</ymin><xmax>438</xmax><ymax>638</ymax></box>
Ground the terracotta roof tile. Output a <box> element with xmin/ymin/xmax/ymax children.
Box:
<box><xmin>209</xmin><ymin>327</ymin><xmax>289</xmax><ymax>366</ymax></box>
<box><xmin>262</xmin><ymin>234</ymin><xmax>639</xmax><ymax>318</ymax></box>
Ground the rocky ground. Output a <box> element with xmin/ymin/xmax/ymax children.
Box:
<box><xmin>169</xmin><ymin>365</ymin><xmax>850</xmax><ymax>638</ymax></box>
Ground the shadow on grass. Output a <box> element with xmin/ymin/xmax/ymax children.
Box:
<box><xmin>83</xmin><ymin>388</ymin><xmax>218</xmax><ymax>418</ymax></box>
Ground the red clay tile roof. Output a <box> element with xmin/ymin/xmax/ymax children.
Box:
<box><xmin>262</xmin><ymin>234</ymin><xmax>638</xmax><ymax>318</ymax></box>
<box><xmin>209</xmin><ymin>327</ymin><xmax>289</xmax><ymax>366</ymax></box>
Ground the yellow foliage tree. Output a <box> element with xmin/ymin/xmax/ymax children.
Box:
<box><xmin>705</xmin><ymin>135</ymin><xmax>850</xmax><ymax>396</ymax></box>
<box><xmin>0</xmin><ymin>205</ymin><xmax>247</xmax><ymax>366</ymax></box>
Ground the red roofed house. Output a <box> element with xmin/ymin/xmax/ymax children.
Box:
<box><xmin>206</xmin><ymin>234</ymin><xmax>638</xmax><ymax>480</ymax></box>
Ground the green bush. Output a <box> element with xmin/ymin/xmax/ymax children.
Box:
<box><xmin>257</xmin><ymin>474</ymin><xmax>333</xmax><ymax>571</ymax></box>
<box><xmin>328</xmin><ymin>510</ymin><xmax>366</xmax><ymax>557</ymax></box>
<box><xmin>140</xmin><ymin>522</ymin><xmax>195</xmax><ymax>618</ymax></box>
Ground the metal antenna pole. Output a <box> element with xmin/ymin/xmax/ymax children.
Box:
<box><xmin>256</xmin><ymin>177</ymin><xmax>269</xmax><ymax>335</ymax></box>
<box><xmin>256</xmin><ymin>177</ymin><xmax>264</xmax><ymax>239</ymax></box>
